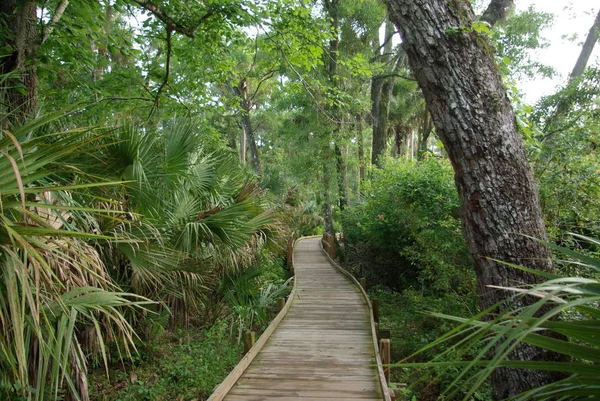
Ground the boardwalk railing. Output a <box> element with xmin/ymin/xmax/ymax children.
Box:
<box><xmin>208</xmin><ymin>235</ymin><xmax>393</xmax><ymax>401</ymax></box>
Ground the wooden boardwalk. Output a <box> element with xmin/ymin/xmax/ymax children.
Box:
<box><xmin>210</xmin><ymin>237</ymin><xmax>389</xmax><ymax>401</ymax></box>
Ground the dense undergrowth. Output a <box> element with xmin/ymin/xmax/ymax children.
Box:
<box><xmin>88</xmin><ymin>255</ymin><xmax>290</xmax><ymax>401</ymax></box>
<box><xmin>89</xmin><ymin>320</ymin><xmax>241</xmax><ymax>401</ymax></box>
<box><xmin>0</xmin><ymin>106</ymin><xmax>304</xmax><ymax>401</ymax></box>
<box><xmin>341</xmin><ymin>157</ymin><xmax>488</xmax><ymax>400</ymax></box>
<box><xmin>340</xmin><ymin>125</ymin><xmax>600</xmax><ymax>399</ymax></box>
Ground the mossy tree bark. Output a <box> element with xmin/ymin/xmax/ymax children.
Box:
<box><xmin>0</xmin><ymin>0</ymin><xmax>39</xmax><ymax>125</ymax></box>
<box><xmin>384</xmin><ymin>0</ymin><xmax>561</xmax><ymax>397</ymax></box>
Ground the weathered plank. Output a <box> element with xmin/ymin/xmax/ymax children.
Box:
<box><xmin>212</xmin><ymin>237</ymin><xmax>388</xmax><ymax>401</ymax></box>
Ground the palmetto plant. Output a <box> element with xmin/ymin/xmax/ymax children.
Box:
<box><xmin>222</xmin><ymin>266</ymin><xmax>292</xmax><ymax>341</ymax></box>
<box><xmin>95</xmin><ymin>120</ymin><xmax>282</xmax><ymax>321</ymax></box>
<box><xmin>0</xmin><ymin>105</ymin><xmax>280</xmax><ymax>399</ymax></box>
<box><xmin>398</xmin><ymin>233</ymin><xmax>600</xmax><ymax>400</ymax></box>
<box><xmin>0</xmin><ymin>111</ymin><xmax>151</xmax><ymax>400</ymax></box>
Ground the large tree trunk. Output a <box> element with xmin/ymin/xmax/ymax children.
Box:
<box><xmin>0</xmin><ymin>0</ymin><xmax>39</xmax><ymax>125</ymax></box>
<box><xmin>570</xmin><ymin>7</ymin><xmax>600</xmax><ymax>80</ymax></box>
<box><xmin>385</xmin><ymin>0</ymin><xmax>560</xmax><ymax>398</ymax></box>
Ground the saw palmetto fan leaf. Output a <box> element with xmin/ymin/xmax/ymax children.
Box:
<box><xmin>0</xmin><ymin>111</ymin><xmax>151</xmax><ymax>401</ymax></box>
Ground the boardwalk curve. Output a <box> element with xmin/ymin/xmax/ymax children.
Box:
<box><xmin>208</xmin><ymin>236</ymin><xmax>391</xmax><ymax>401</ymax></box>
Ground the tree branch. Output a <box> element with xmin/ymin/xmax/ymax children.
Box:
<box><xmin>149</xmin><ymin>28</ymin><xmax>172</xmax><ymax>118</ymax></box>
<box><xmin>373</xmin><ymin>72</ymin><xmax>415</xmax><ymax>81</ymax></box>
<box><xmin>41</xmin><ymin>0</ymin><xmax>70</xmax><ymax>44</ymax></box>
<box><xmin>250</xmin><ymin>69</ymin><xmax>277</xmax><ymax>102</ymax></box>
<box><xmin>130</xmin><ymin>0</ymin><xmax>199</xmax><ymax>38</ymax></box>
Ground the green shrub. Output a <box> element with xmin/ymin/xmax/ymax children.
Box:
<box><xmin>342</xmin><ymin>158</ymin><xmax>486</xmax><ymax>400</ymax></box>
<box><xmin>341</xmin><ymin>158</ymin><xmax>472</xmax><ymax>293</ymax></box>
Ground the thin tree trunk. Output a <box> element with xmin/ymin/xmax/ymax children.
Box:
<box><xmin>240</xmin><ymin>126</ymin><xmax>247</xmax><ymax>164</ymax></box>
<box><xmin>542</xmin><ymin>8</ymin><xmax>600</xmax><ymax>139</ymax></box>
<box><xmin>242</xmin><ymin>113</ymin><xmax>262</xmax><ymax>177</ymax></box>
<box><xmin>570</xmin><ymin>7</ymin><xmax>600</xmax><ymax>80</ymax></box>
<box><xmin>370</xmin><ymin>77</ymin><xmax>385</xmax><ymax>164</ymax></box>
<box><xmin>335</xmin><ymin>143</ymin><xmax>348</xmax><ymax>210</ymax></box>
<box><xmin>228</xmin><ymin>79</ymin><xmax>261</xmax><ymax>175</ymax></box>
<box><xmin>323</xmin><ymin>161</ymin><xmax>334</xmax><ymax>234</ymax></box>
<box><xmin>324</xmin><ymin>0</ymin><xmax>348</xmax><ymax>210</ymax></box>
<box><xmin>417</xmin><ymin>110</ymin><xmax>432</xmax><ymax>160</ymax></box>
<box><xmin>384</xmin><ymin>0</ymin><xmax>561</xmax><ymax>397</ymax></box>
<box><xmin>393</xmin><ymin>122</ymin><xmax>405</xmax><ymax>156</ymax></box>
<box><xmin>370</xmin><ymin>20</ymin><xmax>396</xmax><ymax>167</ymax></box>
<box><xmin>357</xmin><ymin>113</ymin><xmax>365</xmax><ymax>184</ymax></box>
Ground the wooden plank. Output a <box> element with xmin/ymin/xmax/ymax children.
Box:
<box><xmin>229</xmin><ymin>383</ymin><xmax>379</xmax><ymax>400</ymax></box>
<box><xmin>235</xmin><ymin>378</ymin><xmax>380</xmax><ymax>391</ymax></box>
<box><xmin>212</xmin><ymin>237</ymin><xmax>388</xmax><ymax>401</ymax></box>
<box><xmin>205</xmin><ymin>236</ymin><xmax>309</xmax><ymax>401</ymax></box>
<box><xmin>318</xmin><ymin>239</ymin><xmax>393</xmax><ymax>401</ymax></box>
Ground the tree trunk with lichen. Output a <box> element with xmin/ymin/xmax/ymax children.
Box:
<box><xmin>0</xmin><ymin>0</ymin><xmax>39</xmax><ymax>125</ymax></box>
<box><xmin>384</xmin><ymin>0</ymin><xmax>562</xmax><ymax>398</ymax></box>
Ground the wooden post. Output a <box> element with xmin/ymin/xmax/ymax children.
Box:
<box><xmin>360</xmin><ymin>277</ymin><xmax>367</xmax><ymax>291</ymax></box>
<box><xmin>379</xmin><ymin>338</ymin><xmax>391</xmax><ymax>383</ymax></box>
<box><xmin>277</xmin><ymin>297</ymin><xmax>286</xmax><ymax>311</ymax></box>
<box><xmin>328</xmin><ymin>234</ymin><xmax>336</xmax><ymax>259</ymax></box>
<box><xmin>243</xmin><ymin>331</ymin><xmax>256</xmax><ymax>354</ymax></box>
<box><xmin>287</xmin><ymin>234</ymin><xmax>295</xmax><ymax>273</ymax></box>
<box><xmin>372</xmin><ymin>298</ymin><xmax>380</xmax><ymax>324</ymax></box>
<box><xmin>378</xmin><ymin>327</ymin><xmax>391</xmax><ymax>341</ymax></box>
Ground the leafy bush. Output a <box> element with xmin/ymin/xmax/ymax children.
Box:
<box><xmin>342</xmin><ymin>158</ymin><xmax>485</xmax><ymax>400</ymax></box>
<box><xmin>370</xmin><ymin>286</ymin><xmax>485</xmax><ymax>401</ymax></box>
<box><xmin>341</xmin><ymin>157</ymin><xmax>472</xmax><ymax>293</ymax></box>
<box><xmin>530</xmin><ymin>68</ymin><xmax>600</xmax><ymax>243</ymax></box>
<box><xmin>222</xmin><ymin>255</ymin><xmax>292</xmax><ymax>340</ymax></box>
